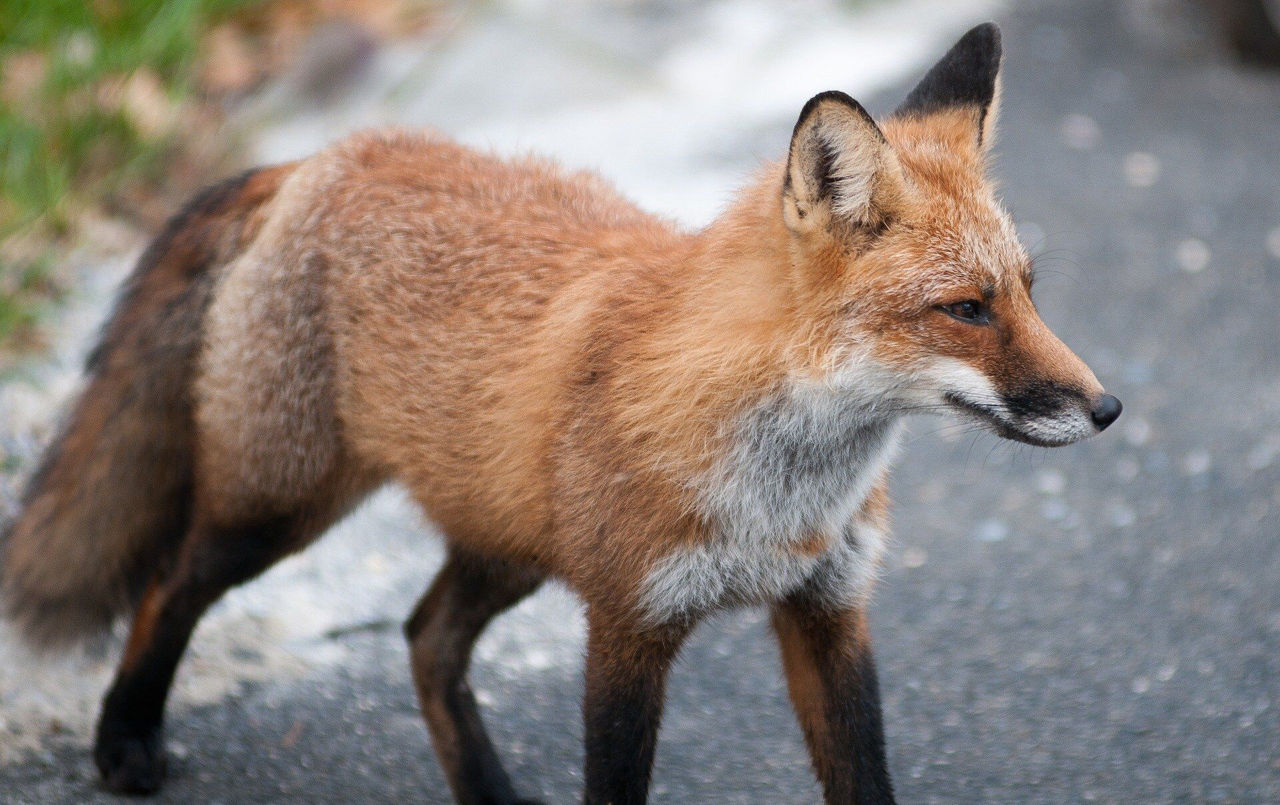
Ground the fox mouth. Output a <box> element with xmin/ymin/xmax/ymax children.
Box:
<box><xmin>942</xmin><ymin>392</ymin><xmax>1082</xmax><ymax>448</ymax></box>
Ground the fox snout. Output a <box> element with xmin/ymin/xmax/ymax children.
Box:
<box><xmin>915</xmin><ymin>340</ymin><xmax>1118</xmax><ymax>448</ymax></box>
<box><xmin>1014</xmin><ymin>323</ymin><xmax>1121</xmax><ymax>444</ymax></box>
<box><xmin>993</xmin><ymin>381</ymin><xmax>1121</xmax><ymax>446</ymax></box>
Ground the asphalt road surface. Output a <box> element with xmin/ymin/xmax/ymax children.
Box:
<box><xmin>3</xmin><ymin>0</ymin><xmax>1280</xmax><ymax>801</ymax></box>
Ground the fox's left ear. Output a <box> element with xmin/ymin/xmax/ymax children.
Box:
<box><xmin>895</xmin><ymin>22</ymin><xmax>1003</xmax><ymax>149</ymax></box>
<box><xmin>783</xmin><ymin>91</ymin><xmax>905</xmax><ymax>238</ymax></box>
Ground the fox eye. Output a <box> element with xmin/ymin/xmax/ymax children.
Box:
<box><xmin>939</xmin><ymin>300</ymin><xmax>989</xmax><ymax>323</ymax></box>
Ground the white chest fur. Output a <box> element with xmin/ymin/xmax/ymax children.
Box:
<box><xmin>639</xmin><ymin>386</ymin><xmax>902</xmax><ymax>623</ymax></box>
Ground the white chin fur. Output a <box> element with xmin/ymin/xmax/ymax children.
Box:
<box><xmin>911</xmin><ymin>357</ymin><xmax>1094</xmax><ymax>446</ymax></box>
<box><xmin>1004</xmin><ymin>412</ymin><xmax>1095</xmax><ymax>446</ymax></box>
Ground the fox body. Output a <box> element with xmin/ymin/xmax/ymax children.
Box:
<box><xmin>1</xmin><ymin>25</ymin><xmax>1118</xmax><ymax>804</ymax></box>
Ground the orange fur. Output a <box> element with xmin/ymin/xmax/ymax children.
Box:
<box><xmin>211</xmin><ymin>113</ymin><xmax>1098</xmax><ymax>604</ymax></box>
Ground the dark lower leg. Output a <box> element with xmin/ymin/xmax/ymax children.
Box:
<box><xmin>581</xmin><ymin>615</ymin><xmax>691</xmax><ymax>805</ymax></box>
<box><xmin>406</xmin><ymin>550</ymin><xmax>543</xmax><ymax>805</ymax></box>
<box><xmin>95</xmin><ymin>516</ymin><xmax>297</xmax><ymax>795</ymax></box>
<box><xmin>772</xmin><ymin>600</ymin><xmax>894</xmax><ymax>805</ymax></box>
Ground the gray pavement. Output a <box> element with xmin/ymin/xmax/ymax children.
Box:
<box><xmin>4</xmin><ymin>0</ymin><xmax>1280</xmax><ymax>801</ymax></box>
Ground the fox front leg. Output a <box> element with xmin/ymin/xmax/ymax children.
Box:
<box><xmin>580</xmin><ymin>611</ymin><xmax>692</xmax><ymax>804</ymax></box>
<box><xmin>772</xmin><ymin>595</ymin><xmax>895</xmax><ymax>804</ymax></box>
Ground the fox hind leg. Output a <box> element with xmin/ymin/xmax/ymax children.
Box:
<box><xmin>405</xmin><ymin>548</ymin><xmax>545</xmax><ymax>805</ymax></box>
<box><xmin>93</xmin><ymin>511</ymin><xmax>324</xmax><ymax>795</ymax></box>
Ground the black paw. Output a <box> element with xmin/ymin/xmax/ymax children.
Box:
<box><xmin>94</xmin><ymin>721</ymin><xmax>167</xmax><ymax>796</ymax></box>
<box><xmin>513</xmin><ymin>799</ymin><xmax>547</xmax><ymax>805</ymax></box>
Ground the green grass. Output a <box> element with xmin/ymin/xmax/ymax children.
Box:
<box><xmin>0</xmin><ymin>0</ymin><xmax>261</xmax><ymax>350</ymax></box>
<box><xmin>0</xmin><ymin>253</ymin><xmax>49</xmax><ymax>343</ymax></box>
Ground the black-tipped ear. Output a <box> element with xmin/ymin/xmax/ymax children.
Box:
<box><xmin>783</xmin><ymin>91</ymin><xmax>902</xmax><ymax>236</ymax></box>
<box><xmin>895</xmin><ymin>22</ymin><xmax>1002</xmax><ymax>143</ymax></box>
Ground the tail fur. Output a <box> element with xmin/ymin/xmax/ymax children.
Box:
<box><xmin>0</xmin><ymin>165</ymin><xmax>292</xmax><ymax>648</ymax></box>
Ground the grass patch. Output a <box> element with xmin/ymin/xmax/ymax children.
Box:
<box><xmin>0</xmin><ymin>0</ymin><xmax>262</xmax><ymax>350</ymax></box>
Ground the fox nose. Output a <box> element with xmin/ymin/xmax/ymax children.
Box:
<box><xmin>1090</xmin><ymin>394</ymin><xmax>1122</xmax><ymax>430</ymax></box>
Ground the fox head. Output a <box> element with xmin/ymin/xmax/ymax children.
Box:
<box><xmin>781</xmin><ymin>23</ymin><xmax>1120</xmax><ymax>446</ymax></box>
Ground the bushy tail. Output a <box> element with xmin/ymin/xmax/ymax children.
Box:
<box><xmin>0</xmin><ymin>165</ymin><xmax>292</xmax><ymax>648</ymax></box>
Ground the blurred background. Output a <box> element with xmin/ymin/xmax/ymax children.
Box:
<box><xmin>2</xmin><ymin>0</ymin><xmax>1279</xmax><ymax>801</ymax></box>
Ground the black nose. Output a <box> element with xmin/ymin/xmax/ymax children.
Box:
<box><xmin>1091</xmin><ymin>394</ymin><xmax>1122</xmax><ymax>430</ymax></box>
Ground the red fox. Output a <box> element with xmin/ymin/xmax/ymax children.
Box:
<box><xmin>1</xmin><ymin>23</ymin><xmax>1118</xmax><ymax>804</ymax></box>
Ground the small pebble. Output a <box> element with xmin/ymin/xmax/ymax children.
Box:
<box><xmin>1175</xmin><ymin>238</ymin><xmax>1211</xmax><ymax>273</ymax></box>
<box><xmin>1122</xmin><ymin>151</ymin><xmax>1161</xmax><ymax>187</ymax></box>
<box><xmin>1060</xmin><ymin>113</ymin><xmax>1101</xmax><ymax>150</ymax></box>
<box><xmin>1035</xmin><ymin>469</ymin><xmax>1066</xmax><ymax>495</ymax></box>
<box><xmin>1115</xmin><ymin>456</ymin><xmax>1140</xmax><ymax>481</ymax></box>
<box><xmin>1124</xmin><ymin>417</ymin><xmax>1152</xmax><ymax>447</ymax></box>
<box><xmin>901</xmin><ymin>547</ymin><xmax>928</xmax><ymax>569</ymax></box>
<box><xmin>1267</xmin><ymin>226</ymin><xmax>1280</xmax><ymax>261</ymax></box>
<box><xmin>1041</xmin><ymin>499</ymin><xmax>1070</xmax><ymax>522</ymax></box>
<box><xmin>1107</xmin><ymin>502</ymin><xmax>1136</xmax><ymax>528</ymax></box>
<box><xmin>1182</xmin><ymin>449</ymin><xmax>1212</xmax><ymax>476</ymax></box>
<box><xmin>974</xmin><ymin>519</ymin><xmax>1009</xmax><ymax>543</ymax></box>
<box><xmin>1246</xmin><ymin>440</ymin><xmax>1278</xmax><ymax>471</ymax></box>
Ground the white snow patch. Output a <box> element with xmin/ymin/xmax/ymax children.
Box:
<box><xmin>254</xmin><ymin>0</ymin><xmax>1001</xmax><ymax>226</ymax></box>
